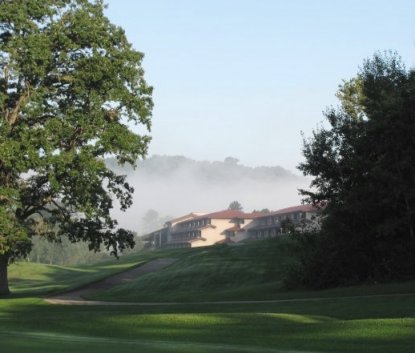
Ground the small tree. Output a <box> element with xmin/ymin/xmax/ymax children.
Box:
<box><xmin>228</xmin><ymin>201</ymin><xmax>243</xmax><ymax>211</ymax></box>
<box><xmin>0</xmin><ymin>0</ymin><xmax>153</xmax><ymax>294</ymax></box>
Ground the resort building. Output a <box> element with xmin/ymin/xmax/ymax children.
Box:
<box><xmin>142</xmin><ymin>205</ymin><xmax>320</xmax><ymax>249</ymax></box>
<box><xmin>246</xmin><ymin>204</ymin><xmax>319</xmax><ymax>240</ymax></box>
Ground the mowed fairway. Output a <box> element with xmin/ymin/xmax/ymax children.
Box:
<box><xmin>2</xmin><ymin>240</ymin><xmax>415</xmax><ymax>353</ymax></box>
<box><xmin>1</xmin><ymin>295</ymin><xmax>415</xmax><ymax>353</ymax></box>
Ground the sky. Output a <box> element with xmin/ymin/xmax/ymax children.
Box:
<box><xmin>104</xmin><ymin>0</ymin><xmax>415</xmax><ymax>172</ymax></box>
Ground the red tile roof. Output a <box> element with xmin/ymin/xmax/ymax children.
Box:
<box><xmin>256</xmin><ymin>204</ymin><xmax>318</xmax><ymax>219</ymax></box>
<box><xmin>194</xmin><ymin>209</ymin><xmax>265</xmax><ymax>220</ymax></box>
<box><xmin>273</xmin><ymin>204</ymin><xmax>317</xmax><ymax>215</ymax></box>
<box><xmin>166</xmin><ymin>212</ymin><xmax>205</xmax><ymax>224</ymax></box>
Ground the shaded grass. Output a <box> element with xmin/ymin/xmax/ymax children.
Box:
<box><xmin>1</xmin><ymin>293</ymin><xmax>415</xmax><ymax>353</ymax></box>
<box><xmin>8</xmin><ymin>259</ymin><xmax>144</xmax><ymax>296</ymax></box>
<box><xmin>7</xmin><ymin>246</ymin><xmax>197</xmax><ymax>297</ymax></box>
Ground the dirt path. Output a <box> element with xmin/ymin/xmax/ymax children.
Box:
<box><xmin>45</xmin><ymin>258</ymin><xmax>176</xmax><ymax>305</ymax></box>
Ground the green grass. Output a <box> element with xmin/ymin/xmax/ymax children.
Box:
<box><xmin>1</xmin><ymin>294</ymin><xmax>414</xmax><ymax>353</ymax></box>
<box><xmin>84</xmin><ymin>239</ymin><xmax>415</xmax><ymax>303</ymax></box>
<box><xmin>8</xmin><ymin>246</ymin><xmax>192</xmax><ymax>297</ymax></box>
<box><xmin>2</xmin><ymin>239</ymin><xmax>415</xmax><ymax>352</ymax></box>
<box><xmin>8</xmin><ymin>257</ymin><xmax>144</xmax><ymax>296</ymax></box>
<box><xmin>85</xmin><ymin>239</ymin><xmax>295</xmax><ymax>302</ymax></box>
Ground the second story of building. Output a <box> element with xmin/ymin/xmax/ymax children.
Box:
<box><xmin>246</xmin><ymin>204</ymin><xmax>320</xmax><ymax>239</ymax></box>
<box><xmin>168</xmin><ymin>209</ymin><xmax>264</xmax><ymax>246</ymax></box>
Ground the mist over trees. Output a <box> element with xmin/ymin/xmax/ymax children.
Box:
<box><xmin>28</xmin><ymin>236</ymin><xmax>111</xmax><ymax>266</ymax></box>
<box><xmin>106</xmin><ymin>155</ymin><xmax>309</xmax><ymax>234</ymax></box>
<box><xmin>107</xmin><ymin>155</ymin><xmax>299</xmax><ymax>183</ymax></box>
<box><xmin>291</xmin><ymin>52</ymin><xmax>415</xmax><ymax>288</ymax></box>
<box><xmin>140</xmin><ymin>209</ymin><xmax>171</xmax><ymax>233</ymax></box>
<box><xmin>28</xmin><ymin>233</ymin><xmax>144</xmax><ymax>266</ymax></box>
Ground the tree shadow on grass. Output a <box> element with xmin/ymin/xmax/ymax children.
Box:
<box><xmin>1</xmin><ymin>301</ymin><xmax>415</xmax><ymax>353</ymax></box>
<box><xmin>6</xmin><ymin>259</ymin><xmax>148</xmax><ymax>298</ymax></box>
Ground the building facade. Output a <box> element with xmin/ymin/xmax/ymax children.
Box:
<box><xmin>246</xmin><ymin>204</ymin><xmax>319</xmax><ymax>240</ymax></box>
<box><xmin>143</xmin><ymin>210</ymin><xmax>262</xmax><ymax>248</ymax></box>
<box><xmin>142</xmin><ymin>205</ymin><xmax>320</xmax><ymax>249</ymax></box>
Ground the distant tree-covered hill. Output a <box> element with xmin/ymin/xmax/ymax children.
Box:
<box><xmin>106</xmin><ymin>155</ymin><xmax>309</xmax><ymax>234</ymax></box>
<box><xmin>107</xmin><ymin>155</ymin><xmax>301</xmax><ymax>182</ymax></box>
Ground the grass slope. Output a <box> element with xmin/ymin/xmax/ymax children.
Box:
<box><xmin>2</xmin><ymin>238</ymin><xmax>415</xmax><ymax>353</ymax></box>
<box><xmin>85</xmin><ymin>238</ymin><xmax>415</xmax><ymax>303</ymax></box>
<box><xmin>86</xmin><ymin>238</ymin><xmax>295</xmax><ymax>302</ymax></box>
<box><xmin>8</xmin><ymin>247</ymin><xmax>195</xmax><ymax>297</ymax></box>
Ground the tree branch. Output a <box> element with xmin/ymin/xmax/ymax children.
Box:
<box><xmin>5</xmin><ymin>82</ymin><xmax>30</xmax><ymax>126</ymax></box>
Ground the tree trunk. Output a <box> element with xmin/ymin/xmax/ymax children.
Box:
<box><xmin>0</xmin><ymin>254</ymin><xmax>10</xmax><ymax>295</ymax></box>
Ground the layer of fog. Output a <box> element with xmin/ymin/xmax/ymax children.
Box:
<box><xmin>108</xmin><ymin>155</ymin><xmax>311</xmax><ymax>234</ymax></box>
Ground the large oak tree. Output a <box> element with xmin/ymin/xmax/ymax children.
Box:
<box><xmin>0</xmin><ymin>0</ymin><xmax>153</xmax><ymax>294</ymax></box>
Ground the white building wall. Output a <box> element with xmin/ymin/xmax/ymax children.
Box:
<box><xmin>195</xmin><ymin>219</ymin><xmax>227</xmax><ymax>246</ymax></box>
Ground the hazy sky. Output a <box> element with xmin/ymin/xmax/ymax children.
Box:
<box><xmin>104</xmin><ymin>0</ymin><xmax>415</xmax><ymax>172</ymax></box>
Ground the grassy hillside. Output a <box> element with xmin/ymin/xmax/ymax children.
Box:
<box><xmin>83</xmin><ymin>238</ymin><xmax>415</xmax><ymax>303</ymax></box>
<box><xmin>3</xmin><ymin>238</ymin><xmax>415</xmax><ymax>353</ymax></box>
<box><xmin>7</xmin><ymin>246</ymin><xmax>198</xmax><ymax>296</ymax></box>
<box><xmin>84</xmin><ymin>238</ymin><xmax>293</xmax><ymax>302</ymax></box>
<box><xmin>8</xmin><ymin>260</ymin><xmax>142</xmax><ymax>297</ymax></box>
<box><xmin>9</xmin><ymin>238</ymin><xmax>415</xmax><ymax>302</ymax></box>
<box><xmin>8</xmin><ymin>249</ymin><xmax>171</xmax><ymax>296</ymax></box>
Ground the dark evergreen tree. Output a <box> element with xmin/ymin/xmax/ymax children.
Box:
<box><xmin>296</xmin><ymin>52</ymin><xmax>415</xmax><ymax>288</ymax></box>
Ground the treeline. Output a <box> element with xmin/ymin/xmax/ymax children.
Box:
<box><xmin>288</xmin><ymin>52</ymin><xmax>415</xmax><ymax>288</ymax></box>
<box><xmin>106</xmin><ymin>155</ymin><xmax>300</xmax><ymax>183</ymax></box>
<box><xmin>27</xmin><ymin>236</ymin><xmax>144</xmax><ymax>266</ymax></box>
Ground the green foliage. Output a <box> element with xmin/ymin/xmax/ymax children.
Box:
<box><xmin>295</xmin><ymin>52</ymin><xmax>415</xmax><ymax>288</ymax></box>
<box><xmin>228</xmin><ymin>200</ymin><xmax>243</xmax><ymax>210</ymax></box>
<box><xmin>0</xmin><ymin>0</ymin><xmax>152</xmax><ymax>293</ymax></box>
<box><xmin>27</xmin><ymin>235</ymin><xmax>111</xmax><ymax>265</ymax></box>
<box><xmin>26</xmin><ymin>233</ymin><xmax>143</xmax><ymax>266</ymax></box>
